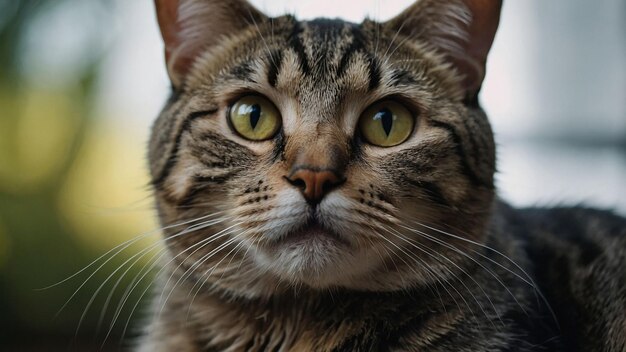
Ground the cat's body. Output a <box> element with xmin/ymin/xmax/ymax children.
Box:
<box><xmin>138</xmin><ymin>0</ymin><xmax>626</xmax><ymax>350</ymax></box>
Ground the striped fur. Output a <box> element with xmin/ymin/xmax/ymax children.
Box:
<box><xmin>139</xmin><ymin>0</ymin><xmax>626</xmax><ymax>350</ymax></box>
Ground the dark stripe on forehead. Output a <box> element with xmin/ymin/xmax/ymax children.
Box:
<box><xmin>267</xmin><ymin>49</ymin><xmax>283</xmax><ymax>87</ymax></box>
<box><xmin>336</xmin><ymin>24</ymin><xmax>367</xmax><ymax>77</ymax></box>
<box><xmin>367</xmin><ymin>54</ymin><xmax>382</xmax><ymax>91</ymax></box>
<box><xmin>306</xmin><ymin>18</ymin><xmax>347</xmax><ymax>36</ymax></box>
<box><xmin>230</xmin><ymin>61</ymin><xmax>255</xmax><ymax>82</ymax></box>
<box><xmin>389</xmin><ymin>69</ymin><xmax>417</xmax><ymax>86</ymax></box>
<box><xmin>287</xmin><ymin>22</ymin><xmax>310</xmax><ymax>76</ymax></box>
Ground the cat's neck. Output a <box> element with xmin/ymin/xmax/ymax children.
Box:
<box><xmin>164</xmin><ymin>283</ymin><xmax>459</xmax><ymax>350</ymax></box>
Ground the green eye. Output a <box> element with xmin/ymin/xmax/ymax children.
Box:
<box><xmin>359</xmin><ymin>101</ymin><xmax>414</xmax><ymax>147</ymax></box>
<box><xmin>229</xmin><ymin>95</ymin><xmax>281</xmax><ymax>141</ymax></box>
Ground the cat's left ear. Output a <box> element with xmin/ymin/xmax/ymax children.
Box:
<box><xmin>384</xmin><ymin>0</ymin><xmax>502</xmax><ymax>102</ymax></box>
<box><xmin>155</xmin><ymin>0</ymin><xmax>268</xmax><ymax>88</ymax></box>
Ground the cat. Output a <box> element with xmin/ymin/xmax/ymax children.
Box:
<box><xmin>137</xmin><ymin>0</ymin><xmax>626</xmax><ymax>350</ymax></box>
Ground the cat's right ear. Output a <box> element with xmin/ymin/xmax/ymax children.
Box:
<box><xmin>154</xmin><ymin>0</ymin><xmax>267</xmax><ymax>88</ymax></box>
<box><xmin>384</xmin><ymin>0</ymin><xmax>502</xmax><ymax>102</ymax></box>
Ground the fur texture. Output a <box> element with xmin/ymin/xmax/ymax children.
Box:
<box><xmin>138</xmin><ymin>0</ymin><xmax>626</xmax><ymax>350</ymax></box>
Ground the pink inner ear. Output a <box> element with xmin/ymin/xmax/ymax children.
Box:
<box><xmin>155</xmin><ymin>0</ymin><xmax>181</xmax><ymax>66</ymax></box>
<box><xmin>384</xmin><ymin>0</ymin><xmax>502</xmax><ymax>100</ymax></box>
<box><xmin>155</xmin><ymin>0</ymin><xmax>191</xmax><ymax>86</ymax></box>
<box><xmin>154</xmin><ymin>0</ymin><xmax>269</xmax><ymax>88</ymax></box>
<box><xmin>460</xmin><ymin>0</ymin><xmax>502</xmax><ymax>96</ymax></box>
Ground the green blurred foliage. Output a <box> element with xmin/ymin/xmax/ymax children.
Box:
<box><xmin>0</xmin><ymin>1</ymin><xmax>157</xmax><ymax>349</ymax></box>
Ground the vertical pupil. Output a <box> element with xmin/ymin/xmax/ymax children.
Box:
<box><xmin>375</xmin><ymin>108</ymin><xmax>393</xmax><ymax>136</ymax></box>
<box><xmin>249</xmin><ymin>104</ymin><xmax>261</xmax><ymax>129</ymax></box>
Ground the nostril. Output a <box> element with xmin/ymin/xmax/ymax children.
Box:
<box><xmin>283</xmin><ymin>175</ymin><xmax>306</xmax><ymax>189</ymax></box>
<box><xmin>322</xmin><ymin>179</ymin><xmax>333</xmax><ymax>193</ymax></box>
<box><xmin>291</xmin><ymin>178</ymin><xmax>306</xmax><ymax>190</ymax></box>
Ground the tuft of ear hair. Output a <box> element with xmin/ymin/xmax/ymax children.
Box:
<box><xmin>385</xmin><ymin>0</ymin><xmax>502</xmax><ymax>102</ymax></box>
<box><xmin>154</xmin><ymin>0</ymin><xmax>267</xmax><ymax>88</ymax></box>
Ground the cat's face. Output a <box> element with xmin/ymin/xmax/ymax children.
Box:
<box><xmin>150</xmin><ymin>0</ymin><xmax>500</xmax><ymax>296</ymax></box>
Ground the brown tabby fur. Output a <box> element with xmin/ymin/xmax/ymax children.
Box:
<box><xmin>138</xmin><ymin>0</ymin><xmax>626</xmax><ymax>350</ymax></box>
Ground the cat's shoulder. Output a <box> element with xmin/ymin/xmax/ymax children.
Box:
<box><xmin>495</xmin><ymin>201</ymin><xmax>626</xmax><ymax>351</ymax></box>
<box><xmin>497</xmin><ymin>201</ymin><xmax>625</xmax><ymax>273</ymax></box>
<box><xmin>496</xmin><ymin>200</ymin><xmax>624</xmax><ymax>242</ymax></box>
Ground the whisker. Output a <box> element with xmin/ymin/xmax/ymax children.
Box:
<box><xmin>155</xmin><ymin>232</ymin><xmax>243</xmax><ymax>320</ymax></box>
<box><xmin>72</xmin><ymin>217</ymin><xmax>229</xmax><ymax>338</ymax></box>
<box><xmin>153</xmin><ymin>223</ymin><xmax>243</xmax><ymax>318</ymax></box>
<box><xmin>374</xmin><ymin>227</ymin><xmax>476</xmax><ymax>324</ymax></box>
<box><xmin>185</xmin><ymin>238</ymin><xmax>249</xmax><ymax>316</ymax></box>
<box><xmin>410</xmin><ymin>220</ymin><xmax>558</xmax><ymax>326</ymax></box>
<box><xmin>182</xmin><ymin>236</ymin><xmax>250</xmax><ymax>323</ymax></box>
<box><xmin>95</xmin><ymin>243</ymin><xmax>165</xmax><ymax>336</ymax></box>
<box><xmin>185</xmin><ymin>232</ymin><xmax>250</xmax><ymax>299</ymax></box>
<box><xmin>174</xmin><ymin>235</ymin><xmax>249</xmax><ymax>324</ymax></box>
<box><xmin>62</xmin><ymin>219</ymin><xmax>214</xmax><ymax>327</ymax></box>
<box><xmin>413</xmin><ymin>221</ymin><xmax>537</xmax><ymax>286</ymax></box>
<box><xmin>370</xmin><ymin>231</ymin><xmax>455</xmax><ymax>315</ymax></box>
<box><xmin>38</xmin><ymin>212</ymin><xmax>225</xmax><ymax>291</ymax></box>
<box><xmin>400</xmin><ymin>224</ymin><xmax>529</xmax><ymax>317</ymax></box>
<box><xmin>382</xmin><ymin>225</ymin><xmax>499</xmax><ymax>328</ymax></box>
<box><xmin>244</xmin><ymin>6</ymin><xmax>274</xmax><ymax>67</ymax></box>
<box><xmin>105</xmin><ymin>222</ymin><xmax>242</xmax><ymax>346</ymax></box>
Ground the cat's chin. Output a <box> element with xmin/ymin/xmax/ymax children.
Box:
<box><xmin>254</xmin><ymin>222</ymin><xmax>376</xmax><ymax>288</ymax></box>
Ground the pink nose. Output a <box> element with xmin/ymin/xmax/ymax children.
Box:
<box><xmin>285</xmin><ymin>168</ymin><xmax>344</xmax><ymax>204</ymax></box>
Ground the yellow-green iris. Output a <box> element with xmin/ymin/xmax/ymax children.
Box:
<box><xmin>359</xmin><ymin>101</ymin><xmax>414</xmax><ymax>147</ymax></box>
<box><xmin>229</xmin><ymin>95</ymin><xmax>281</xmax><ymax>141</ymax></box>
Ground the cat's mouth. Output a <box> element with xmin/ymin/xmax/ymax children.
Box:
<box><xmin>273</xmin><ymin>219</ymin><xmax>349</xmax><ymax>247</ymax></box>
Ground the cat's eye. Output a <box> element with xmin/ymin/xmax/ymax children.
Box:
<box><xmin>229</xmin><ymin>95</ymin><xmax>281</xmax><ymax>141</ymax></box>
<box><xmin>358</xmin><ymin>101</ymin><xmax>415</xmax><ymax>147</ymax></box>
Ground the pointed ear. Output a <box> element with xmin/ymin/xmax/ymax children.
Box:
<box><xmin>154</xmin><ymin>0</ymin><xmax>267</xmax><ymax>87</ymax></box>
<box><xmin>385</xmin><ymin>0</ymin><xmax>502</xmax><ymax>101</ymax></box>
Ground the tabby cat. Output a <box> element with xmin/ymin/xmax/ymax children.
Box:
<box><xmin>138</xmin><ymin>0</ymin><xmax>626</xmax><ymax>350</ymax></box>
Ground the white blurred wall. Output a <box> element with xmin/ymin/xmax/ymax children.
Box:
<box><xmin>483</xmin><ymin>0</ymin><xmax>626</xmax><ymax>142</ymax></box>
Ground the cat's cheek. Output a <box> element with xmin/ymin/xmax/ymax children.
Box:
<box><xmin>159</xmin><ymin>159</ymin><xmax>204</xmax><ymax>203</ymax></box>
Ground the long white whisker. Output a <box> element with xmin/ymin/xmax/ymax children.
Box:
<box><xmin>38</xmin><ymin>212</ymin><xmax>225</xmax><ymax>291</ymax></box>
<box><xmin>185</xmin><ymin>233</ymin><xmax>254</xmax><ymax>319</ymax></box>
<box><xmin>410</xmin><ymin>220</ymin><xmax>558</xmax><ymax>326</ymax></box>
<box><xmin>183</xmin><ymin>235</ymin><xmax>245</xmax><ymax>297</ymax></box>
<box><xmin>400</xmin><ymin>224</ymin><xmax>529</xmax><ymax>317</ymax></box>
<box><xmin>374</xmin><ymin>226</ymin><xmax>477</xmax><ymax>323</ymax></box>
<box><xmin>153</xmin><ymin>223</ymin><xmax>243</xmax><ymax>317</ymax></box>
<box><xmin>382</xmin><ymin>225</ymin><xmax>499</xmax><ymax>327</ymax></box>
<box><xmin>413</xmin><ymin>221</ymin><xmax>537</xmax><ymax>285</ymax></box>
<box><xmin>72</xmin><ymin>217</ymin><xmax>229</xmax><ymax>337</ymax></box>
<box><xmin>368</xmin><ymin>230</ymin><xmax>455</xmax><ymax>315</ymax></box>
<box><xmin>115</xmin><ymin>225</ymin><xmax>240</xmax><ymax>344</ymax></box>
<box><xmin>105</xmin><ymin>222</ymin><xmax>241</xmax><ymax>346</ymax></box>
<box><xmin>96</xmin><ymin>244</ymin><xmax>166</xmax><ymax>336</ymax></box>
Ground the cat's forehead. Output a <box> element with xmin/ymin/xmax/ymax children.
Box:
<box><xmin>295</xmin><ymin>18</ymin><xmax>361</xmax><ymax>60</ymax></box>
<box><xmin>187</xmin><ymin>14</ymin><xmax>450</xmax><ymax>126</ymax></box>
<box><xmin>298</xmin><ymin>18</ymin><xmax>357</xmax><ymax>43</ymax></box>
<box><xmin>271</xmin><ymin>18</ymin><xmax>378</xmax><ymax>123</ymax></box>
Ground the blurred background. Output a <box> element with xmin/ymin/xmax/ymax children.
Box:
<box><xmin>0</xmin><ymin>0</ymin><xmax>624</xmax><ymax>350</ymax></box>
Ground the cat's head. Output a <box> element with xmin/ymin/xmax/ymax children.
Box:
<box><xmin>150</xmin><ymin>0</ymin><xmax>501</xmax><ymax>296</ymax></box>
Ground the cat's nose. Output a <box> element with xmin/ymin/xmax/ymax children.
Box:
<box><xmin>285</xmin><ymin>168</ymin><xmax>345</xmax><ymax>204</ymax></box>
